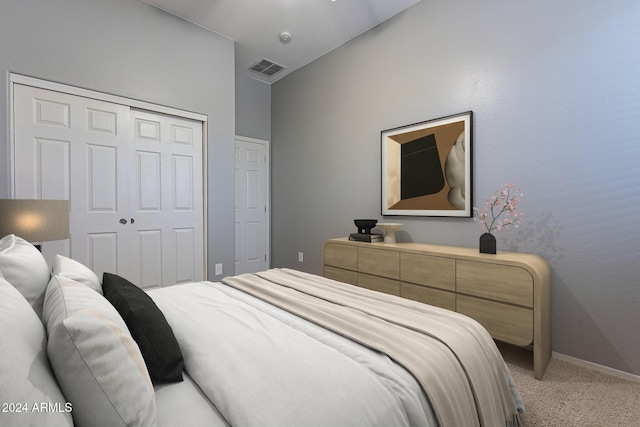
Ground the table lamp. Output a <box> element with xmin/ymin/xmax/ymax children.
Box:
<box><xmin>0</xmin><ymin>199</ymin><xmax>70</xmax><ymax>250</ymax></box>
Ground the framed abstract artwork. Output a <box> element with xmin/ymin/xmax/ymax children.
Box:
<box><xmin>381</xmin><ymin>111</ymin><xmax>473</xmax><ymax>217</ymax></box>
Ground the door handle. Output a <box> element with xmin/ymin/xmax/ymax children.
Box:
<box><xmin>119</xmin><ymin>218</ymin><xmax>127</xmax><ymax>225</ymax></box>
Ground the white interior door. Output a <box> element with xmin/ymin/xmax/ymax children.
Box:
<box><xmin>130</xmin><ymin>110</ymin><xmax>204</xmax><ymax>287</ymax></box>
<box><xmin>12</xmin><ymin>84</ymin><xmax>204</xmax><ymax>287</ymax></box>
<box><xmin>13</xmin><ymin>84</ymin><xmax>132</xmax><ymax>275</ymax></box>
<box><xmin>235</xmin><ymin>136</ymin><xmax>269</xmax><ymax>274</ymax></box>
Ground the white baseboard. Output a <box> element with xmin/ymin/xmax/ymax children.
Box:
<box><xmin>552</xmin><ymin>351</ymin><xmax>640</xmax><ymax>383</ymax></box>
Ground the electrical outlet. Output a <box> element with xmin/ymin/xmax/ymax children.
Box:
<box><xmin>298</xmin><ymin>252</ymin><xmax>304</xmax><ymax>262</ymax></box>
<box><xmin>215</xmin><ymin>263</ymin><xmax>222</xmax><ymax>275</ymax></box>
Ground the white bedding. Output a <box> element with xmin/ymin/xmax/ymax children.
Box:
<box><xmin>149</xmin><ymin>281</ymin><xmax>439</xmax><ymax>427</ymax></box>
<box><xmin>223</xmin><ymin>269</ymin><xmax>522</xmax><ymax>426</ymax></box>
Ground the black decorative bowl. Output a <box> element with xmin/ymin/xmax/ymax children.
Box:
<box><xmin>354</xmin><ymin>219</ymin><xmax>378</xmax><ymax>234</ymax></box>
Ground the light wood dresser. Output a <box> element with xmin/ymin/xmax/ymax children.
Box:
<box><xmin>323</xmin><ymin>238</ymin><xmax>551</xmax><ymax>379</ymax></box>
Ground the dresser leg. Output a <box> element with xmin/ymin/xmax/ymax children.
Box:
<box><xmin>534</xmin><ymin>342</ymin><xmax>551</xmax><ymax>379</ymax></box>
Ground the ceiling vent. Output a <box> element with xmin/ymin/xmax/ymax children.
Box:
<box><xmin>249</xmin><ymin>58</ymin><xmax>286</xmax><ymax>77</ymax></box>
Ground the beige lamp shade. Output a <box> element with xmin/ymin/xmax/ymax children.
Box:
<box><xmin>0</xmin><ymin>199</ymin><xmax>70</xmax><ymax>243</ymax></box>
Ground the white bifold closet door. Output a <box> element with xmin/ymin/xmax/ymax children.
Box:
<box><xmin>13</xmin><ymin>84</ymin><xmax>204</xmax><ymax>288</ymax></box>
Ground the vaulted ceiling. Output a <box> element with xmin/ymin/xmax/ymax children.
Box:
<box><xmin>142</xmin><ymin>0</ymin><xmax>421</xmax><ymax>83</ymax></box>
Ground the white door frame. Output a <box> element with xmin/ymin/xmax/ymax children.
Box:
<box><xmin>235</xmin><ymin>135</ymin><xmax>270</xmax><ymax>273</ymax></box>
<box><xmin>8</xmin><ymin>73</ymin><xmax>209</xmax><ymax>277</ymax></box>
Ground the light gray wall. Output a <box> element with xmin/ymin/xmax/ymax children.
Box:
<box><xmin>236</xmin><ymin>72</ymin><xmax>271</xmax><ymax>141</ymax></box>
<box><xmin>0</xmin><ymin>0</ymin><xmax>236</xmax><ymax>280</ymax></box>
<box><xmin>272</xmin><ymin>0</ymin><xmax>640</xmax><ymax>375</ymax></box>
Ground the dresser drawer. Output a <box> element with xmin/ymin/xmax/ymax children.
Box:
<box><xmin>400</xmin><ymin>253</ymin><xmax>455</xmax><ymax>291</ymax></box>
<box><xmin>324</xmin><ymin>266</ymin><xmax>358</xmax><ymax>286</ymax></box>
<box><xmin>358</xmin><ymin>273</ymin><xmax>400</xmax><ymax>296</ymax></box>
<box><xmin>457</xmin><ymin>260</ymin><xmax>533</xmax><ymax>307</ymax></box>
<box><xmin>358</xmin><ymin>247</ymin><xmax>399</xmax><ymax>279</ymax></box>
<box><xmin>324</xmin><ymin>243</ymin><xmax>357</xmax><ymax>271</ymax></box>
<box><xmin>457</xmin><ymin>295</ymin><xmax>533</xmax><ymax>346</ymax></box>
<box><xmin>400</xmin><ymin>282</ymin><xmax>456</xmax><ymax>311</ymax></box>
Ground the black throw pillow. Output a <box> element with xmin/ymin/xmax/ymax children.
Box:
<box><xmin>102</xmin><ymin>272</ymin><xmax>184</xmax><ymax>384</ymax></box>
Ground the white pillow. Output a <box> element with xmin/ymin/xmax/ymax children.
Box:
<box><xmin>0</xmin><ymin>276</ymin><xmax>73</xmax><ymax>427</ymax></box>
<box><xmin>0</xmin><ymin>234</ymin><xmax>50</xmax><ymax>317</ymax></box>
<box><xmin>43</xmin><ymin>275</ymin><xmax>156</xmax><ymax>427</ymax></box>
<box><xmin>52</xmin><ymin>254</ymin><xmax>102</xmax><ymax>294</ymax></box>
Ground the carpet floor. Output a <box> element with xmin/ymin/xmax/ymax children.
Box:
<box><xmin>499</xmin><ymin>343</ymin><xmax>640</xmax><ymax>426</ymax></box>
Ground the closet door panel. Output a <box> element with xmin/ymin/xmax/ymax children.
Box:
<box><xmin>69</xmin><ymin>95</ymin><xmax>132</xmax><ymax>279</ymax></box>
<box><xmin>130</xmin><ymin>110</ymin><xmax>204</xmax><ymax>287</ymax></box>
<box><xmin>138</xmin><ymin>229</ymin><xmax>163</xmax><ymax>288</ymax></box>
<box><xmin>13</xmin><ymin>85</ymin><xmax>130</xmax><ymax>267</ymax></box>
<box><xmin>37</xmin><ymin>138</ymin><xmax>71</xmax><ymax>200</ymax></box>
<box><xmin>87</xmin><ymin>144</ymin><xmax>118</xmax><ymax>212</ymax></box>
<box><xmin>137</xmin><ymin>151</ymin><xmax>162</xmax><ymax>211</ymax></box>
<box><xmin>88</xmin><ymin>232</ymin><xmax>118</xmax><ymax>281</ymax></box>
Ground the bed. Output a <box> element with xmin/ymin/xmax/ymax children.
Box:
<box><xmin>0</xmin><ymin>234</ymin><xmax>524</xmax><ymax>427</ymax></box>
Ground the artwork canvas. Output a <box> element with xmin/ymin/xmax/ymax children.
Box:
<box><xmin>381</xmin><ymin>111</ymin><xmax>473</xmax><ymax>217</ymax></box>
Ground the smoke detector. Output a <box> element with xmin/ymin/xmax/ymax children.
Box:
<box><xmin>279</xmin><ymin>32</ymin><xmax>292</xmax><ymax>44</ymax></box>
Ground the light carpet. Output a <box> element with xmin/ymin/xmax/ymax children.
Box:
<box><xmin>499</xmin><ymin>343</ymin><xmax>640</xmax><ymax>427</ymax></box>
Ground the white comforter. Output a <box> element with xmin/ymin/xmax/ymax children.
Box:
<box><xmin>149</xmin><ymin>281</ymin><xmax>438</xmax><ymax>427</ymax></box>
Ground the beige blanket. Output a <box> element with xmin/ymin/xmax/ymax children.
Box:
<box><xmin>223</xmin><ymin>268</ymin><xmax>520</xmax><ymax>427</ymax></box>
